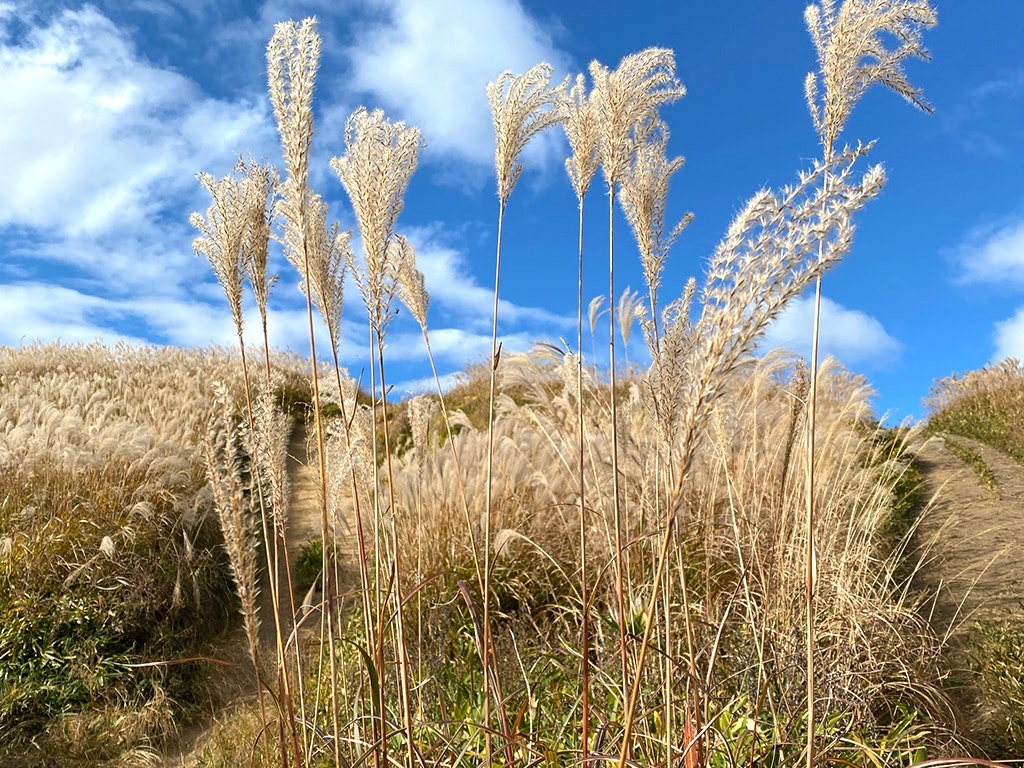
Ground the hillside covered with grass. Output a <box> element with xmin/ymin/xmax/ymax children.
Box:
<box><xmin>13</xmin><ymin>1</ymin><xmax>1024</xmax><ymax>767</ymax></box>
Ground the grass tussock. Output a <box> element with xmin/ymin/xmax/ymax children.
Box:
<box><xmin>924</xmin><ymin>358</ymin><xmax>1024</xmax><ymax>463</ymax></box>
<box><xmin>0</xmin><ymin>343</ymin><xmax>305</xmax><ymax>763</ymax></box>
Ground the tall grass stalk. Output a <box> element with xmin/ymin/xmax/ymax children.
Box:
<box><xmin>267</xmin><ymin>17</ymin><xmax>330</xmax><ymax>766</ymax></box>
<box><xmin>803</xmin><ymin>3</ymin><xmax>936</xmax><ymax>764</ymax></box>
<box><xmin>590</xmin><ymin>49</ymin><xmax>686</xmax><ymax>707</ymax></box>
<box><xmin>561</xmin><ymin>71</ymin><xmax>599</xmax><ymax>757</ymax></box>
<box><xmin>191</xmin><ymin>162</ymin><xmax>284</xmax><ymax>761</ymax></box>
<box><xmin>332</xmin><ymin>107</ymin><xmax>422</xmax><ymax>768</ymax></box>
<box><xmin>485</xmin><ymin>63</ymin><xmax>566</xmax><ymax>766</ymax></box>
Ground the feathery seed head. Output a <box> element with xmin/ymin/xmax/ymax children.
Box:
<box><xmin>620</xmin><ymin>120</ymin><xmax>692</xmax><ymax>302</ymax></box>
<box><xmin>267</xmin><ymin>18</ymin><xmax>321</xmax><ymax>188</ymax></box>
<box><xmin>99</xmin><ymin>535</ymin><xmax>116</xmax><ymax>559</ymax></box>
<box><xmin>590</xmin><ymin>47</ymin><xmax>686</xmax><ymax>188</ymax></box>
<box><xmin>190</xmin><ymin>168</ymin><xmax>251</xmax><ymax>335</ymax></box>
<box><xmin>238</xmin><ymin>158</ymin><xmax>279</xmax><ymax>321</ymax></box>
<box><xmin>805</xmin><ymin>0</ymin><xmax>937</xmax><ymax>152</ymax></box>
<box><xmin>487</xmin><ymin>63</ymin><xmax>568</xmax><ymax>206</ymax></box>
<box><xmin>331</xmin><ymin>108</ymin><xmax>421</xmax><ymax>332</ymax></box>
<box><xmin>561</xmin><ymin>72</ymin><xmax>599</xmax><ymax>202</ymax></box>
<box><xmin>407</xmin><ymin>394</ymin><xmax>437</xmax><ymax>460</ymax></box>
<box><xmin>275</xmin><ymin>180</ymin><xmax>349</xmax><ymax>348</ymax></box>
<box><xmin>396</xmin><ymin>240</ymin><xmax>430</xmax><ymax>331</ymax></box>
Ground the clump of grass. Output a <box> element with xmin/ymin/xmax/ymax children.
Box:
<box><xmin>924</xmin><ymin>358</ymin><xmax>1024</xmax><ymax>463</ymax></box>
<box><xmin>965</xmin><ymin>621</ymin><xmax>1024</xmax><ymax>757</ymax></box>
<box><xmin>0</xmin><ymin>343</ymin><xmax>305</xmax><ymax>761</ymax></box>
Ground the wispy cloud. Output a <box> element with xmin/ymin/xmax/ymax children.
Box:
<box><xmin>343</xmin><ymin>0</ymin><xmax>571</xmax><ymax>174</ymax></box>
<box><xmin>0</xmin><ymin>5</ymin><xmax>275</xmax><ymax>239</ymax></box>
<box><xmin>0</xmin><ymin>283</ymin><xmax>147</xmax><ymax>346</ymax></box>
<box><xmin>407</xmin><ymin>226</ymin><xmax>574</xmax><ymax>333</ymax></box>
<box><xmin>0</xmin><ymin>3</ymin><xmax>300</xmax><ymax>353</ymax></box>
<box><xmin>943</xmin><ymin>68</ymin><xmax>1024</xmax><ymax>158</ymax></box>
<box><xmin>994</xmin><ymin>307</ymin><xmax>1024</xmax><ymax>362</ymax></box>
<box><xmin>953</xmin><ymin>214</ymin><xmax>1024</xmax><ymax>287</ymax></box>
<box><xmin>762</xmin><ymin>295</ymin><xmax>901</xmax><ymax>368</ymax></box>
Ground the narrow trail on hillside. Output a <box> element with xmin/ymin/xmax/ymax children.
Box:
<box><xmin>165</xmin><ymin>420</ymin><xmax>335</xmax><ymax>767</ymax></box>
<box><xmin>912</xmin><ymin>433</ymin><xmax>1024</xmax><ymax>635</ymax></box>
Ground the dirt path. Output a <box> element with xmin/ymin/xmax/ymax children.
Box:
<box><xmin>912</xmin><ymin>432</ymin><xmax>1024</xmax><ymax>635</ymax></box>
<box><xmin>164</xmin><ymin>421</ymin><xmax>328</xmax><ymax>767</ymax></box>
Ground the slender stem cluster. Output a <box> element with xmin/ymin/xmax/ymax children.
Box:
<box><xmin>186</xmin><ymin>5</ymin><xmax>939</xmax><ymax>767</ymax></box>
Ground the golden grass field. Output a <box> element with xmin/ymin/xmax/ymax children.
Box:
<box><xmin>6</xmin><ymin>2</ymin><xmax>1024</xmax><ymax>767</ymax></box>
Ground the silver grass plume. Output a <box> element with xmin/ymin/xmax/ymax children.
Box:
<box><xmin>619</xmin><ymin>120</ymin><xmax>692</xmax><ymax>349</ymax></box>
<box><xmin>805</xmin><ymin>0</ymin><xmax>937</xmax><ymax>152</ymax></box>
<box><xmin>487</xmin><ymin>63</ymin><xmax>568</xmax><ymax>207</ymax></box>
<box><xmin>267</xmin><ymin>18</ymin><xmax>320</xmax><ymax>190</ymax></box>
<box><xmin>588</xmin><ymin>295</ymin><xmax>606</xmax><ymax>338</ymax></box>
<box><xmin>589</xmin><ymin>48</ymin><xmax>686</xmax><ymax>188</ymax></box>
<box><xmin>205</xmin><ymin>383</ymin><xmax>261</xmax><ymax>670</ymax></box>
<box><xmin>331</xmin><ymin>108</ymin><xmax>421</xmax><ymax>335</ymax></box>
<box><xmin>407</xmin><ymin>395</ymin><xmax>437</xmax><ymax>465</ymax></box>
<box><xmin>239</xmin><ymin>159</ymin><xmax>279</xmax><ymax>327</ymax></box>
<box><xmin>276</xmin><ymin>180</ymin><xmax>350</xmax><ymax>349</ymax></box>
<box><xmin>247</xmin><ymin>375</ymin><xmax>291</xmax><ymax>539</ymax></box>
<box><xmin>190</xmin><ymin>168</ymin><xmax>250</xmax><ymax>335</ymax></box>
<box><xmin>617</xmin><ymin>288</ymin><xmax>642</xmax><ymax>353</ymax></box>
<box><xmin>561</xmin><ymin>72</ymin><xmax>599</xmax><ymax>202</ymax></box>
<box><xmin>644</xmin><ymin>277</ymin><xmax>697</xmax><ymax>447</ymax></box>
<box><xmin>396</xmin><ymin>241</ymin><xmax>429</xmax><ymax>331</ymax></box>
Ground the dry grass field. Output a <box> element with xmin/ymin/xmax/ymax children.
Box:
<box><xmin>10</xmin><ymin>2</ymin><xmax>1024</xmax><ymax>767</ymax></box>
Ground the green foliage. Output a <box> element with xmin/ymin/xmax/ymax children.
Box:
<box><xmin>0</xmin><ymin>588</ymin><xmax>125</xmax><ymax>727</ymax></box>
<box><xmin>295</xmin><ymin>537</ymin><xmax>333</xmax><ymax>594</ymax></box>
<box><xmin>966</xmin><ymin>621</ymin><xmax>1024</xmax><ymax>757</ymax></box>
<box><xmin>873</xmin><ymin>426</ymin><xmax>925</xmax><ymax>545</ymax></box>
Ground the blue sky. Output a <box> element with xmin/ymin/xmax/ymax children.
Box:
<box><xmin>0</xmin><ymin>0</ymin><xmax>1021</xmax><ymax>423</ymax></box>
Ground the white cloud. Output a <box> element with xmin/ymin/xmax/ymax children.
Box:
<box><xmin>409</xmin><ymin>229</ymin><xmax>573</xmax><ymax>332</ymax></box>
<box><xmin>0</xmin><ymin>283</ymin><xmax>148</xmax><ymax>346</ymax></box>
<box><xmin>954</xmin><ymin>217</ymin><xmax>1024</xmax><ymax>287</ymax></box>
<box><xmin>0</xmin><ymin>3</ymin><xmax>570</xmax><ymax>381</ymax></box>
<box><xmin>0</xmin><ymin>280</ymin><xmax>334</xmax><ymax>355</ymax></box>
<box><xmin>345</xmin><ymin>0</ymin><xmax>571</xmax><ymax>170</ymax></box>
<box><xmin>0</xmin><ymin>5</ymin><xmax>275</xmax><ymax>239</ymax></box>
<box><xmin>762</xmin><ymin>295</ymin><xmax>901</xmax><ymax>368</ymax></box>
<box><xmin>944</xmin><ymin>69</ymin><xmax>1024</xmax><ymax>158</ymax></box>
<box><xmin>994</xmin><ymin>307</ymin><xmax>1024</xmax><ymax>362</ymax></box>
